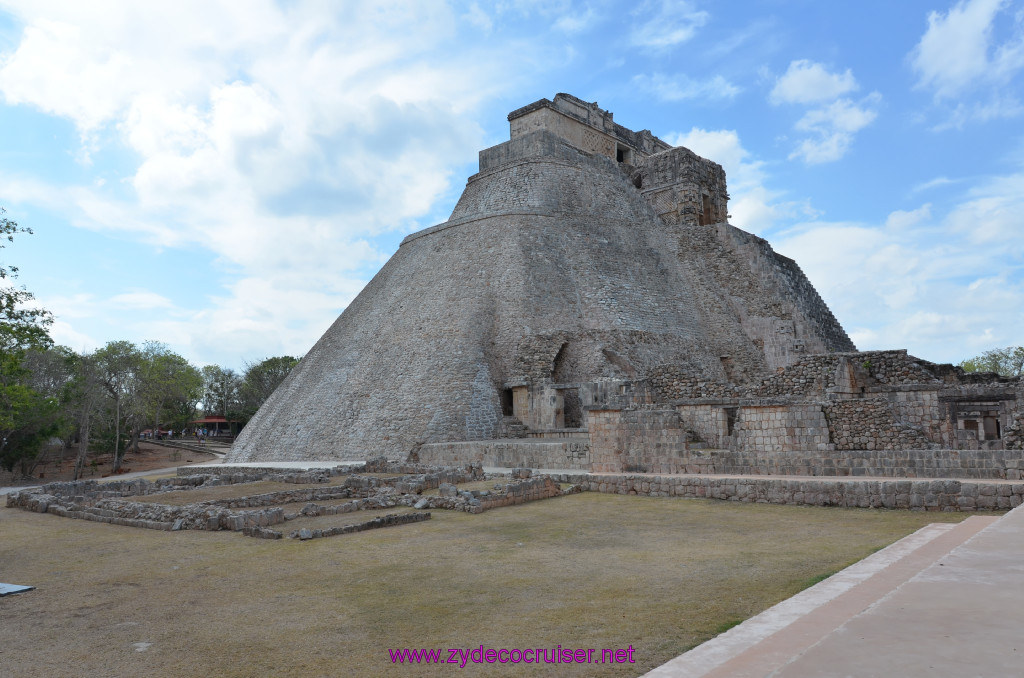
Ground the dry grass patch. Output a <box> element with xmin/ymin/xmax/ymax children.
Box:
<box><xmin>0</xmin><ymin>493</ymin><xmax>984</xmax><ymax>677</ymax></box>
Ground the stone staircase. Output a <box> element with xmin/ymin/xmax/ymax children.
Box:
<box><xmin>499</xmin><ymin>415</ymin><xmax>530</xmax><ymax>438</ymax></box>
<box><xmin>148</xmin><ymin>438</ymin><xmax>232</xmax><ymax>457</ymax></box>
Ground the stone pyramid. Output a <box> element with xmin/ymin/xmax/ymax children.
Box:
<box><xmin>227</xmin><ymin>94</ymin><xmax>853</xmax><ymax>462</ymax></box>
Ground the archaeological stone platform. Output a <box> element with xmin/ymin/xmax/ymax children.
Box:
<box><xmin>226</xmin><ymin>93</ymin><xmax>1021</xmax><ymax>483</ymax></box>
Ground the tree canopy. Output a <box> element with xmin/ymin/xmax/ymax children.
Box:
<box><xmin>2</xmin><ymin>205</ymin><xmax>304</xmax><ymax>479</ymax></box>
<box><xmin>960</xmin><ymin>346</ymin><xmax>1024</xmax><ymax>378</ymax></box>
<box><xmin>0</xmin><ymin>208</ymin><xmax>58</xmax><ymax>473</ymax></box>
<box><xmin>239</xmin><ymin>355</ymin><xmax>299</xmax><ymax>418</ymax></box>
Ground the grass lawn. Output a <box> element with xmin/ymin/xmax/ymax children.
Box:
<box><xmin>0</xmin><ymin>493</ymin><xmax>979</xmax><ymax>677</ymax></box>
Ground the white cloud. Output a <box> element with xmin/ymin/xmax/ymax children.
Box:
<box><xmin>769</xmin><ymin>59</ymin><xmax>858</xmax><ymax>105</ymax></box>
<box><xmin>884</xmin><ymin>204</ymin><xmax>932</xmax><ymax>230</ymax></box>
<box><xmin>664</xmin><ymin>127</ymin><xmax>817</xmax><ymax>233</ymax></box>
<box><xmin>38</xmin><ymin>292</ymin><xmax>97</xmax><ymax>320</ymax></box>
<box><xmin>0</xmin><ymin>0</ymin><xmax>536</xmax><ymax>366</ymax></box>
<box><xmin>772</xmin><ymin>169</ymin><xmax>1024</xmax><ymax>364</ymax></box>
<box><xmin>788</xmin><ymin>94</ymin><xmax>881</xmax><ymax>164</ymax></box>
<box><xmin>554</xmin><ymin>5</ymin><xmax>600</xmax><ymax>34</ymax></box>
<box><xmin>490</xmin><ymin>0</ymin><xmax>603</xmax><ymax>33</ymax></box>
<box><xmin>630</xmin><ymin>0</ymin><xmax>709</xmax><ymax>49</ymax></box>
<box><xmin>931</xmin><ymin>95</ymin><xmax>1024</xmax><ymax>130</ymax></box>
<box><xmin>768</xmin><ymin>60</ymin><xmax>879</xmax><ymax>164</ymax></box>
<box><xmin>108</xmin><ymin>290</ymin><xmax>176</xmax><ymax>310</ymax></box>
<box><xmin>910</xmin><ymin>0</ymin><xmax>1024</xmax><ymax>99</ymax></box>
<box><xmin>0</xmin><ymin>1</ymin><xmax>283</xmax><ymax>131</ymax></box>
<box><xmin>633</xmin><ymin>72</ymin><xmax>740</xmax><ymax>102</ymax></box>
<box><xmin>911</xmin><ymin>176</ymin><xmax>960</xmax><ymax>193</ymax></box>
<box><xmin>150</xmin><ymin>270</ymin><xmax>372</xmax><ymax>365</ymax></box>
<box><xmin>48</xmin><ymin>319</ymin><xmax>99</xmax><ymax>354</ymax></box>
<box><xmin>463</xmin><ymin>2</ymin><xmax>493</xmax><ymax>32</ymax></box>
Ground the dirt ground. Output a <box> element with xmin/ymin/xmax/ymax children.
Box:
<box><xmin>0</xmin><ymin>442</ymin><xmax>220</xmax><ymax>487</ymax></box>
<box><xmin>0</xmin><ymin>490</ymin><xmax>983</xmax><ymax>678</ymax></box>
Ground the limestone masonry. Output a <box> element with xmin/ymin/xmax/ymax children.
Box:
<box><xmin>228</xmin><ymin>94</ymin><xmax>1022</xmax><ymax>475</ymax></box>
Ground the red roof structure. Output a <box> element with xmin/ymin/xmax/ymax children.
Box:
<box><xmin>189</xmin><ymin>415</ymin><xmax>240</xmax><ymax>435</ymax></box>
<box><xmin>190</xmin><ymin>416</ymin><xmax>236</xmax><ymax>424</ymax></box>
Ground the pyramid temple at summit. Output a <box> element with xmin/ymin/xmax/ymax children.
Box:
<box><xmin>228</xmin><ymin>94</ymin><xmax>1022</xmax><ymax>474</ymax></box>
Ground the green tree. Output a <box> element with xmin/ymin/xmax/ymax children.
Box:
<box><xmin>20</xmin><ymin>346</ymin><xmax>79</xmax><ymax>468</ymax></box>
<box><xmin>94</xmin><ymin>340</ymin><xmax>143</xmax><ymax>472</ymax></box>
<box><xmin>66</xmin><ymin>351</ymin><xmax>104</xmax><ymax>479</ymax></box>
<box><xmin>0</xmin><ymin>207</ymin><xmax>52</xmax><ymax>351</ymax></box>
<box><xmin>0</xmin><ymin>208</ymin><xmax>56</xmax><ymax>476</ymax></box>
<box><xmin>960</xmin><ymin>346</ymin><xmax>1024</xmax><ymax>378</ymax></box>
<box><xmin>202</xmin><ymin>365</ymin><xmax>242</xmax><ymax>428</ymax></box>
<box><xmin>239</xmin><ymin>355</ymin><xmax>299</xmax><ymax>419</ymax></box>
<box><xmin>138</xmin><ymin>341</ymin><xmax>203</xmax><ymax>435</ymax></box>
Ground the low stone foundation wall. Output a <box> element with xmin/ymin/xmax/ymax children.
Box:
<box><xmin>392</xmin><ymin>475</ymin><xmax>572</xmax><ymax>514</ymax></box>
<box><xmin>360</xmin><ymin>458</ymin><xmax>486</xmax><ymax>477</ymax></box>
<box><xmin>631</xmin><ymin>448</ymin><xmax>1024</xmax><ymax>479</ymax></box>
<box><xmin>205</xmin><ymin>485</ymin><xmax>356</xmax><ymax>508</ymax></box>
<box><xmin>30</xmin><ymin>475</ymin><xmax>212</xmax><ymax>501</ymax></box>
<box><xmin>176</xmin><ymin>467</ymin><xmax>343</xmax><ymax>483</ymax></box>
<box><xmin>3</xmin><ymin>464</ymin><xmax>552</xmax><ymax>533</ymax></box>
<box><xmin>297</xmin><ymin>497</ymin><xmax>398</xmax><ymax>517</ymax></box>
<box><xmin>6</xmin><ymin>491</ymin><xmax>288</xmax><ymax>531</ymax></box>
<box><xmin>417</xmin><ymin>439</ymin><xmax>591</xmax><ymax>470</ymax></box>
<box><xmin>474</xmin><ymin>476</ymin><xmax>566</xmax><ymax>512</ymax></box>
<box><xmin>581</xmin><ymin>474</ymin><xmax>1023</xmax><ymax>511</ymax></box>
<box><xmin>285</xmin><ymin>512</ymin><xmax>431</xmax><ymax>540</ymax></box>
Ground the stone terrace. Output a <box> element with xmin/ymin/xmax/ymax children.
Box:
<box><xmin>5</xmin><ymin>460</ymin><xmax>585</xmax><ymax>539</ymax></box>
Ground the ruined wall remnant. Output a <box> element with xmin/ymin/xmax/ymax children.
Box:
<box><xmin>823</xmin><ymin>398</ymin><xmax>935</xmax><ymax>451</ymax></box>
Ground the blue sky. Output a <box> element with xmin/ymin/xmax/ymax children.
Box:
<box><xmin>0</xmin><ymin>0</ymin><xmax>1022</xmax><ymax>369</ymax></box>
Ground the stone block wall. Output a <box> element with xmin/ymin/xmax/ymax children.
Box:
<box><xmin>643</xmin><ymin>365</ymin><xmax>739</xmax><ymax>401</ymax></box>
<box><xmin>888</xmin><ymin>389</ymin><xmax>946</xmax><ymax>442</ymax></box>
<box><xmin>733</xmin><ymin>404</ymin><xmax>832</xmax><ymax>453</ymax></box>
<box><xmin>824</xmin><ymin>398</ymin><xmax>934</xmax><ymax>450</ymax></box>
<box><xmin>608</xmin><ymin>448</ymin><xmax>1024</xmax><ymax>479</ymax></box>
<box><xmin>581</xmin><ymin>474</ymin><xmax>1023</xmax><ymax>511</ymax></box>
<box><xmin>676</xmin><ymin>404</ymin><xmax>731</xmax><ymax>449</ymax></box>
<box><xmin>754</xmin><ymin>350</ymin><xmax>942</xmax><ymax>398</ymax></box>
<box><xmin>417</xmin><ymin>439</ymin><xmax>591</xmax><ymax>470</ymax></box>
<box><xmin>1004</xmin><ymin>411</ymin><xmax>1024</xmax><ymax>450</ymax></box>
<box><xmin>589</xmin><ymin>408</ymin><xmax>693</xmax><ymax>473</ymax></box>
<box><xmin>472</xmin><ymin>476</ymin><xmax>565</xmax><ymax>513</ymax></box>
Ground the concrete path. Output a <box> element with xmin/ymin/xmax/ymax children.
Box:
<box><xmin>645</xmin><ymin>503</ymin><xmax>1023</xmax><ymax>677</ymax></box>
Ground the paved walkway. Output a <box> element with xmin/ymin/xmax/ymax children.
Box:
<box><xmin>645</xmin><ymin>502</ymin><xmax>1024</xmax><ymax>677</ymax></box>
